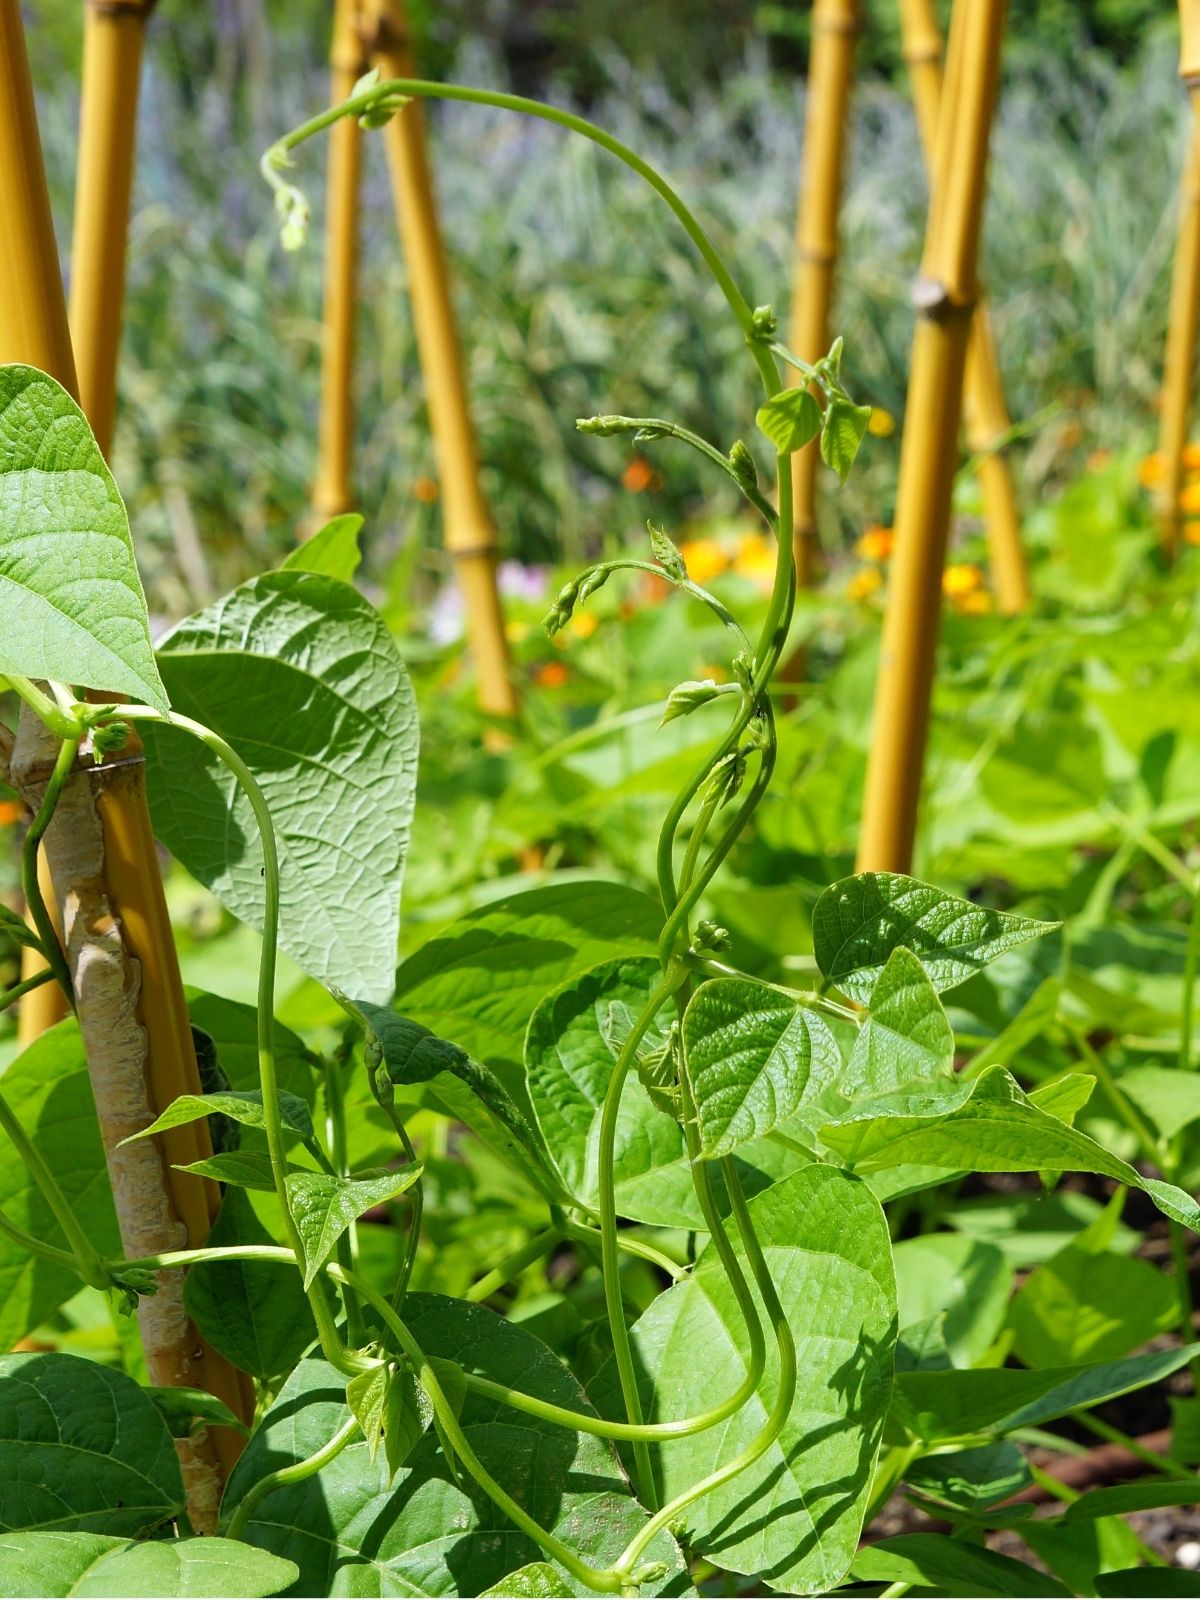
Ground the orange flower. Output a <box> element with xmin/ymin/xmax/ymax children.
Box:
<box><xmin>0</xmin><ymin>798</ymin><xmax>25</xmax><ymax>827</ymax></box>
<box><xmin>1138</xmin><ymin>452</ymin><xmax>1165</xmax><ymax>487</ymax></box>
<box><xmin>1184</xmin><ymin>521</ymin><xmax>1200</xmax><ymax>546</ymax></box>
<box><xmin>569</xmin><ymin>611</ymin><xmax>599</xmax><ymax>639</ymax></box>
<box><xmin>413</xmin><ymin>475</ymin><xmax>439</xmax><ymax>503</ymax></box>
<box><xmin>679</xmin><ymin>538</ymin><xmax>729</xmax><ymax>584</ymax></box>
<box><xmin>867</xmin><ymin>408</ymin><xmax>895</xmax><ymax>438</ymax></box>
<box><xmin>536</xmin><ymin>660</ymin><xmax>569</xmax><ymax>689</ymax></box>
<box><xmin>846</xmin><ymin>567</ymin><xmax>882</xmax><ymax>602</ymax></box>
<box><xmin>622</xmin><ymin>455</ymin><xmax>660</xmax><ymax>493</ymax></box>
<box><xmin>1186</xmin><ymin>443</ymin><xmax>1200</xmax><ymax>470</ymax></box>
<box><xmin>942</xmin><ymin>563</ymin><xmax>984</xmax><ymax>598</ymax></box>
<box><xmin>855</xmin><ymin>524</ymin><xmax>893</xmax><ymax>563</ymax></box>
<box><xmin>1181</xmin><ymin>481</ymin><xmax>1200</xmax><ymax>514</ymax></box>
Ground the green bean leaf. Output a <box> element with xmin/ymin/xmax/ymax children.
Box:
<box><xmin>0</xmin><ymin>365</ymin><xmax>167</xmax><ymax>711</ymax></box>
<box><xmin>0</xmin><ymin>1533</ymin><xmax>297</xmax><ymax>1598</ymax></box>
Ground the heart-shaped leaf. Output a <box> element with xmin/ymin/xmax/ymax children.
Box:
<box><xmin>682</xmin><ymin>977</ymin><xmax>836</xmax><ymax>1157</ymax></box>
<box><xmin>0</xmin><ymin>365</ymin><xmax>168</xmax><ymax>710</ymax></box>
<box><xmin>143</xmin><ymin>571</ymin><xmax>418</xmax><ymax>1005</ymax></box>
<box><xmin>280</xmin><ymin>512</ymin><xmax>363</xmax><ymax>581</ymax></box>
<box><xmin>814</xmin><ymin>872</ymin><xmax>1058</xmax><ymax>1002</ymax></box>
<box><xmin>0</xmin><ymin>1533</ymin><xmax>297</xmax><ymax>1598</ymax></box>
<box><xmin>0</xmin><ymin>1352</ymin><xmax>182</xmax><ymax>1535</ymax></box>
<box><xmin>755</xmin><ymin>386</ymin><xmax>822</xmax><ymax>454</ymax></box>
<box><xmin>285</xmin><ymin>1166</ymin><xmax>421</xmax><ymax>1288</ymax></box>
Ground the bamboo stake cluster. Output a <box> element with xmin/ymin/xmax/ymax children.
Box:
<box><xmin>0</xmin><ymin>0</ymin><xmax>250</xmax><ymax>1523</ymax></box>
<box><xmin>856</xmin><ymin>0</ymin><xmax>1008</xmax><ymax>874</ymax></box>
<box><xmin>788</xmin><ymin>0</ymin><xmax>860</xmax><ymax>586</ymax></box>
<box><xmin>898</xmin><ymin>0</ymin><xmax>1028</xmax><ymax>614</ymax></box>
<box><xmin>314</xmin><ymin>0</ymin><xmax>518</xmax><ymax>720</ymax></box>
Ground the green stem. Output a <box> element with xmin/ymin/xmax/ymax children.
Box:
<box><xmin>0</xmin><ymin>1199</ymin><xmax>80</xmax><ymax>1271</ymax></box>
<box><xmin>98</xmin><ymin>704</ymin><xmax>367</xmax><ymax>1377</ymax></box>
<box><xmin>19</xmin><ymin>733</ymin><xmax>79</xmax><ymax>1007</ymax></box>
<box><xmin>1073</xmin><ymin>1411</ymin><xmax>1197</xmax><ymax>1481</ymax></box>
<box><xmin>0</xmin><ymin>1083</ymin><xmax>107</xmax><ymax>1287</ymax></box>
<box><xmin>223</xmin><ymin>1414</ymin><xmax>360</xmax><ymax>1540</ymax></box>
<box><xmin>464</xmin><ymin>1226</ymin><xmax>560</xmax><ymax>1304</ymax></box>
<box><xmin>597</xmin><ymin>967</ymin><xmax>688</xmax><ymax>1507</ymax></box>
<box><xmin>6</xmin><ymin>675</ymin><xmax>80</xmax><ymax>740</ymax></box>
<box><xmin>612</xmin><ymin>1157</ymin><xmax>797</xmax><ymax>1581</ymax></box>
<box><xmin>327</xmin><ymin>1263</ymin><xmax>631</xmax><ymax>1595</ymax></box>
<box><xmin>0</xmin><ymin>968</ymin><xmax>53</xmax><ymax>1014</ymax></box>
<box><xmin>564</xmin><ymin>1220</ymin><xmax>686</xmax><ymax>1281</ymax></box>
<box><xmin>1181</xmin><ymin>870</ymin><xmax>1200</xmax><ymax>1073</ymax></box>
<box><xmin>264</xmin><ymin>81</ymin><xmax>777</xmax><ymax>393</ymax></box>
<box><xmin>579</xmin><ymin>415</ymin><xmax>779</xmax><ymax>528</ymax></box>
<box><xmin>386</xmin><ymin>1111</ymin><xmax>423</xmax><ymax>1315</ymax></box>
<box><xmin>1171</xmin><ymin>1221</ymin><xmax>1200</xmax><ymax>1391</ymax></box>
<box><xmin>1069</xmin><ymin>1026</ymin><xmax>1166</xmax><ymax>1170</ymax></box>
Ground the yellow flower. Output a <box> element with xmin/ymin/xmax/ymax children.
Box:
<box><xmin>569</xmin><ymin>611</ymin><xmax>599</xmax><ymax>639</ymax></box>
<box><xmin>1180</xmin><ymin>481</ymin><xmax>1200</xmax><ymax>514</ymax></box>
<box><xmin>846</xmin><ymin>567</ymin><xmax>882</xmax><ymax>602</ymax></box>
<box><xmin>732</xmin><ymin>533</ymin><xmax>776</xmax><ymax>589</ymax></box>
<box><xmin>867</xmin><ymin>407</ymin><xmax>896</xmax><ymax>438</ymax></box>
<box><xmin>505</xmin><ymin>619</ymin><xmax>530</xmax><ymax>644</ymax></box>
<box><xmin>679</xmin><ymin>538</ymin><xmax>729</xmax><ymax>584</ymax></box>
<box><xmin>943</xmin><ymin>563</ymin><xmax>984</xmax><ymax>598</ymax></box>
<box><xmin>698</xmin><ymin>664</ymin><xmax>728</xmax><ymax>685</ymax></box>
<box><xmin>953</xmin><ymin>589</ymin><xmax>994</xmax><ymax>616</ymax></box>
<box><xmin>1184</xmin><ymin>521</ymin><xmax>1200</xmax><ymax>546</ymax></box>
<box><xmin>854</xmin><ymin>525</ymin><xmax>894</xmax><ymax>563</ymax></box>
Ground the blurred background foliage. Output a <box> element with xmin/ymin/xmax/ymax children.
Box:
<box><xmin>21</xmin><ymin>0</ymin><xmax>1191</xmax><ymax>618</ymax></box>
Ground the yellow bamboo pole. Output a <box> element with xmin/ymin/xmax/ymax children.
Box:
<box><xmin>311</xmin><ymin>0</ymin><xmax>368</xmax><ymax>525</ymax></box>
<box><xmin>899</xmin><ymin>0</ymin><xmax>1028</xmax><ymax>613</ymax></box>
<box><xmin>1161</xmin><ymin>4</ymin><xmax>1200</xmax><ymax>559</ymax></box>
<box><xmin>788</xmin><ymin>0</ymin><xmax>860</xmax><ymax>587</ymax></box>
<box><xmin>856</xmin><ymin>0</ymin><xmax>1007</xmax><ymax>874</ymax></box>
<box><xmin>69</xmin><ymin>0</ymin><xmax>154</xmax><ymax>460</ymax></box>
<box><xmin>363</xmin><ymin>0</ymin><xmax>518</xmax><ymax>719</ymax></box>
<box><xmin>0</xmin><ymin>0</ymin><xmax>249</xmax><ymax>1515</ymax></box>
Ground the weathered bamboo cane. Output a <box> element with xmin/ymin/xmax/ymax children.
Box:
<box><xmin>363</xmin><ymin>0</ymin><xmax>518</xmax><ymax>719</ymax></box>
<box><xmin>856</xmin><ymin>0</ymin><xmax>1007</xmax><ymax>873</ymax></box>
<box><xmin>0</xmin><ymin>0</ymin><xmax>249</xmax><ymax>1518</ymax></box>
<box><xmin>788</xmin><ymin>0</ymin><xmax>860</xmax><ymax>586</ymax></box>
<box><xmin>1161</xmin><ymin>5</ymin><xmax>1200</xmax><ymax>559</ymax></box>
<box><xmin>899</xmin><ymin>0</ymin><xmax>1028</xmax><ymax>613</ymax></box>
<box><xmin>311</xmin><ymin>0</ymin><xmax>369</xmax><ymax>526</ymax></box>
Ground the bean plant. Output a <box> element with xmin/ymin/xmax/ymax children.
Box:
<box><xmin>1</xmin><ymin>78</ymin><xmax>1199</xmax><ymax>1600</ymax></box>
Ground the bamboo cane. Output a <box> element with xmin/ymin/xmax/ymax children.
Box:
<box><xmin>788</xmin><ymin>0</ymin><xmax>860</xmax><ymax>587</ymax></box>
<box><xmin>311</xmin><ymin>0</ymin><xmax>369</xmax><ymax>526</ymax></box>
<box><xmin>69</xmin><ymin>0</ymin><xmax>154</xmax><ymax>460</ymax></box>
<box><xmin>856</xmin><ymin>0</ymin><xmax>1007</xmax><ymax>873</ymax></box>
<box><xmin>1161</xmin><ymin>2</ymin><xmax>1200</xmax><ymax>559</ymax></box>
<box><xmin>362</xmin><ymin>0</ymin><xmax>518</xmax><ymax>719</ymax></box>
<box><xmin>0</xmin><ymin>0</ymin><xmax>249</xmax><ymax>1518</ymax></box>
<box><xmin>899</xmin><ymin>0</ymin><xmax>1028</xmax><ymax>613</ymax></box>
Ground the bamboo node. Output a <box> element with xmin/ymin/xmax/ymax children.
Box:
<box><xmin>912</xmin><ymin>272</ymin><xmax>975</xmax><ymax>319</ymax></box>
<box><xmin>813</xmin><ymin>14</ymin><xmax>861</xmax><ymax>38</ymax></box>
